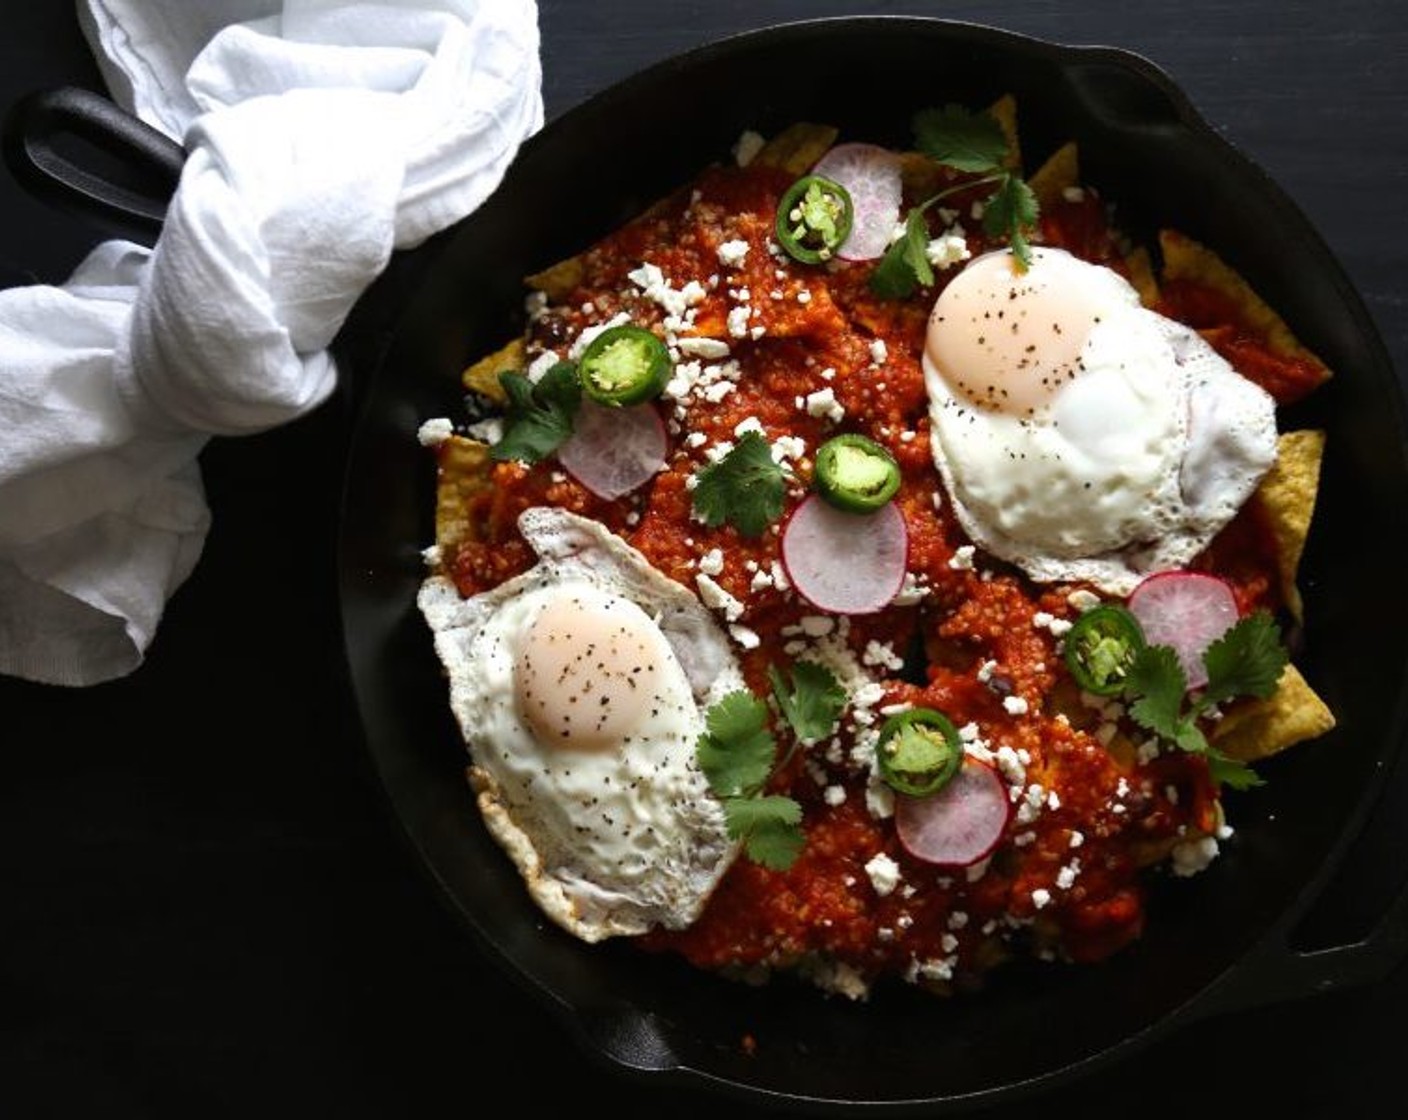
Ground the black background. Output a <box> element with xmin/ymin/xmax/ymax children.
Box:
<box><xmin>2</xmin><ymin>3</ymin><xmax>1406</xmax><ymax>1117</ymax></box>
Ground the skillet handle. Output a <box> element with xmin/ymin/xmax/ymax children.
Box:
<box><xmin>1184</xmin><ymin>866</ymin><xmax>1408</xmax><ymax>1022</ymax></box>
<box><xmin>1</xmin><ymin>86</ymin><xmax>184</xmax><ymax>246</ymax></box>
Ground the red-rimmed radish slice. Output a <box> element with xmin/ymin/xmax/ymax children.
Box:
<box><xmin>556</xmin><ymin>400</ymin><xmax>667</xmax><ymax>500</ymax></box>
<box><xmin>781</xmin><ymin>493</ymin><xmax>908</xmax><ymax>614</ymax></box>
<box><xmin>895</xmin><ymin>758</ymin><xmax>1010</xmax><ymax>867</ymax></box>
<box><xmin>1127</xmin><ymin>570</ymin><xmax>1239</xmax><ymax>690</ymax></box>
<box><xmin>811</xmin><ymin>142</ymin><xmax>903</xmax><ymax>262</ymax></box>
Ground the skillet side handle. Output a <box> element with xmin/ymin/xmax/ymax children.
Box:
<box><xmin>1</xmin><ymin>86</ymin><xmax>185</xmax><ymax>247</ymax></box>
<box><xmin>1181</xmin><ymin>873</ymin><xmax>1408</xmax><ymax>1023</ymax></box>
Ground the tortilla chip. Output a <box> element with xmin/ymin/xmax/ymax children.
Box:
<box><xmin>462</xmin><ymin>336</ymin><xmax>523</xmax><ymax>402</ymax></box>
<box><xmin>1158</xmin><ymin>229</ymin><xmax>1332</xmax><ymax>388</ymax></box>
<box><xmin>1254</xmin><ymin>429</ymin><xmax>1326</xmax><ymax>621</ymax></box>
<box><xmin>1211</xmin><ymin>663</ymin><xmax>1337</xmax><ymax>762</ymax></box>
<box><xmin>525</xmin><ymin>255</ymin><xmax>585</xmax><ymax>302</ymax></box>
<box><xmin>434</xmin><ymin>435</ymin><xmax>495</xmax><ymax>553</ymax></box>
<box><xmin>1123</xmin><ymin>246</ymin><xmax>1160</xmax><ymax>308</ymax></box>
<box><xmin>988</xmin><ymin>94</ymin><xmax>1022</xmax><ymax>173</ymax></box>
<box><xmin>752</xmin><ymin>122</ymin><xmax>840</xmax><ymax>176</ymax></box>
<box><xmin>1028</xmin><ymin>140</ymin><xmax>1078</xmax><ymax>211</ymax></box>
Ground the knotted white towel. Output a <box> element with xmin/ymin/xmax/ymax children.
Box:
<box><xmin>0</xmin><ymin>1</ymin><xmax>543</xmax><ymax>685</ymax></box>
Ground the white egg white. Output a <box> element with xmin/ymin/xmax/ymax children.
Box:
<box><xmin>417</xmin><ymin>506</ymin><xmax>743</xmax><ymax>942</ymax></box>
<box><xmin>925</xmin><ymin>249</ymin><xmax>1278</xmax><ymax>594</ymax></box>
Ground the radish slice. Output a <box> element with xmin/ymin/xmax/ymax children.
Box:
<box><xmin>811</xmin><ymin>143</ymin><xmax>903</xmax><ymax>262</ymax></box>
<box><xmin>1127</xmin><ymin>571</ymin><xmax>1239</xmax><ymax>690</ymax></box>
<box><xmin>556</xmin><ymin>400</ymin><xmax>667</xmax><ymax>500</ymax></box>
<box><xmin>781</xmin><ymin>494</ymin><xmax>908</xmax><ymax>614</ymax></box>
<box><xmin>895</xmin><ymin>758</ymin><xmax>1011</xmax><ymax>867</ymax></box>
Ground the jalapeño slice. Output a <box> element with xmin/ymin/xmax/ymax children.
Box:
<box><xmin>775</xmin><ymin>175</ymin><xmax>854</xmax><ymax>264</ymax></box>
<box><xmin>577</xmin><ymin>324</ymin><xmax>671</xmax><ymax>406</ymax></box>
<box><xmin>814</xmin><ymin>433</ymin><xmax>901</xmax><ymax>512</ymax></box>
<box><xmin>876</xmin><ymin>708</ymin><xmax>964</xmax><ymax>797</ymax></box>
<box><xmin>1064</xmin><ymin>604</ymin><xmax>1147</xmax><ymax>696</ymax></box>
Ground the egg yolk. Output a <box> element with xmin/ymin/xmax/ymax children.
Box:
<box><xmin>514</xmin><ymin>591</ymin><xmax>664</xmax><ymax>752</ymax></box>
<box><xmin>926</xmin><ymin>249</ymin><xmax>1108</xmax><ymax>417</ymax></box>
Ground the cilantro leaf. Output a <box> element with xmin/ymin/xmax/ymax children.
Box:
<box><xmin>1125</xmin><ymin>645</ymin><xmax>1188</xmax><ymax>740</ymax></box>
<box><xmin>696</xmin><ymin>689</ymin><xmax>806</xmax><ymax>871</ymax></box>
<box><xmin>1207</xmin><ymin>748</ymin><xmax>1265</xmax><ymax>791</ymax></box>
<box><xmin>489</xmin><ymin>363</ymin><xmax>581</xmax><ymax>464</ymax></box>
<box><xmin>732</xmin><ymin>802</ymin><xmax>807</xmax><ymax>871</ymax></box>
<box><xmin>868</xmin><ymin>207</ymin><xmax>934</xmax><ymax>300</ymax></box>
<box><xmin>1119</xmin><ymin>613</ymin><xmax>1288</xmax><ymax>792</ymax></box>
<box><xmin>912</xmin><ymin>104</ymin><xmax>1009</xmax><ymax>173</ymax></box>
<box><xmin>697</xmin><ymin>690</ymin><xmax>775</xmax><ymax>798</ymax></box>
<box><xmin>868</xmin><ymin>105</ymin><xmax>1037</xmax><ymax>299</ymax></box>
<box><xmin>982</xmin><ymin>175</ymin><xmax>1039</xmax><ymax>269</ymax></box>
<box><xmin>1198</xmin><ymin>611</ymin><xmax>1289</xmax><ymax>709</ymax></box>
<box><xmin>769</xmin><ymin>661</ymin><xmax>847</xmax><ymax>745</ymax></box>
<box><xmin>690</xmin><ymin>430</ymin><xmax>787</xmax><ymax>538</ymax></box>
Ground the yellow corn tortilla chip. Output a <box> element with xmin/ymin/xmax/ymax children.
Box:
<box><xmin>524</xmin><ymin>255</ymin><xmax>586</xmax><ymax>302</ymax></box>
<box><xmin>1254</xmin><ymin>429</ymin><xmax>1326</xmax><ymax>621</ymax></box>
<box><xmin>989</xmin><ymin>94</ymin><xmax>1021</xmax><ymax>173</ymax></box>
<box><xmin>1212</xmin><ymin>663</ymin><xmax>1337</xmax><ymax>762</ymax></box>
<box><xmin>1028</xmin><ymin>140</ymin><xmax>1077</xmax><ymax>211</ymax></box>
<box><xmin>1123</xmin><ymin>246</ymin><xmax>1159</xmax><ymax>308</ymax></box>
<box><xmin>1158</xmin><ymin>229</ymin><xmax>1332</xmax><ymax>388</ymax></box>
<box><xmin>752</xmin><ymin>122</ymin><xmax>840</xmax><ymax>176</ymax></box>
<box><xmin>434</xmin><ymin>435</ymin><xmax>495</xmax><ymax>554</ymax></box>
<box><xmin>462</xmin><ymin>336</ymin><xmax>523</xmax><ymax>402</ymax></box>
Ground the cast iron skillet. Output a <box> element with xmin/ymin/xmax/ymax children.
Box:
<box><xmin>9</xmin><ymin>17</ymin><xmax>1408</xmax><ymax>1113</ymax></box>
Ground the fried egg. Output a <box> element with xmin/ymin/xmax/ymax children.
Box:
<box><xmin>417</xmin><ymin>507</ymin><xmax>743</xmax><ymax>942</ymax></box>
<box><xmin>923</xmin><ymin>247</ymin><xmax>1277</xmax><ymax>594</ymax></box>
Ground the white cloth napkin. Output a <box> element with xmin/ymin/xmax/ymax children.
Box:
<box><xmin>0</xmin><ymin>1</ymin><xmax>543</xmax><ymax>686</ymax></box>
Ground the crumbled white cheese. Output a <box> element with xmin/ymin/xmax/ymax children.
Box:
<box><xmin>465</xmin><ymin>417</ymin><xmax>503</xmax><ymax>445</ymax></box>
<box><xmin>732</xmin><ymin>129</ymin><xmax>766</xmax><ymax>167</ymax></box>
<box><xmin>568</xmin><ymin>311</ymin><xmax>632</xmax><ymax>360</ymax></box>
<box><xmin>1031</xmin><ymin>888</ymin><xmax>1052</xmax><ymax>910</ymax></box>
<box><xmin>697</xmin><ymin>548</ymin><xmax>724</xmax><ymax>576</ymax></box>
<box><xmin>804</xmin><ymin>386</ymin><xmax>845</xmax><ymax>424</ymax></box>
<box><xmin>727</xmin><ymin>305</ymin><xmax>752</xmax><ymax>338</ymax></box>
<box><xmin>677</xmin><ymin>337</ymin><xmax>731</xmax><ymax>360</ymax></box>
<box><xmin>717</xmin><ymin>238</ymin><xmax>750</xmax><ymax>267</ymax></box>
<box><xmin>1003</xmin><ymin>695</ymin><xmax>1029</xmax><ymax>716</ymax></box>
<box><xmin>728</xmin><ymin>624</ymin><xmax>761</xmax><ymax>650</ymax></box>
<box><xmin>416</xmin><ymin>417</ymin><xmax>453</xmax><ymax>446</ymax></box>
<box><xmin>1067</xmin><ymin>589</ymin><xmax>1102</xmax><ymax>612</ymax></box>
<box><xmin>891</xmin><ymin>572</ymin><xmax>930</xmax><ymax>607</ymax></box>
<box><xmin>824</xmin><ymin>785</ymin><xmax>847</xmax><ymax>807</ymax></box>
<box><xmin>948</xmin><ymin>545</ymin><xmax>976</xmax><ymax>571</ymax></box>
<box><xmin>869</xmin><ymin>338</ymin><xmax>888</xmax><ymax>365</ymax></box>
<box><xmin>865</xmin><ymin>852</ymin><xmax>902</xmax><ymax>897</ymax></box>
<box><xmin>1171</xmin><ymin>836</ymin><xmax>1220</xmax><ymax>877</ymax></box>
<box><xmin>862</xmin><ymin>640</ymin><xmax>904</xmax><ymax>672</ymax></box>
<box><xmin>925</xmin><ymin>233</ymin><xmax>971</xmax><ymax>269</ymax></box>
<box><xmin>695</xmin><ymin>573</ymin><xmax>744</xmax><ymax>621</ymax></box>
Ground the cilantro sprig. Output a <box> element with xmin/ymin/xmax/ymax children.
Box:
<box><xmin>1123</xmin><ymin>611</ymin><xmax>1289</xmax><ymax>790</ymax></box>
<box><xmin>869</xmin><ymin>104</ymin><xmax>1039</xmax><ymax>300</ymax></box>
<box><xmin>690</xmin><ymin>430</ymin><xmax>788</xmax><ymax>538</ymax></box>
<box><xmin>489</xmin><ymin>362</ymin><xmax>582</xmax><ymax>464</ymax></box>
<box><xmin>697</xmin><ymin>660</ymin><xmax>848</xmax><ymax>870</ymax></box>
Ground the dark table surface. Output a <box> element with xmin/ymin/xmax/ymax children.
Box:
<box><xmin>3</xmin><ymin>3</ymin><xmax>1406</xmax><ymax>1117</ymax></box>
